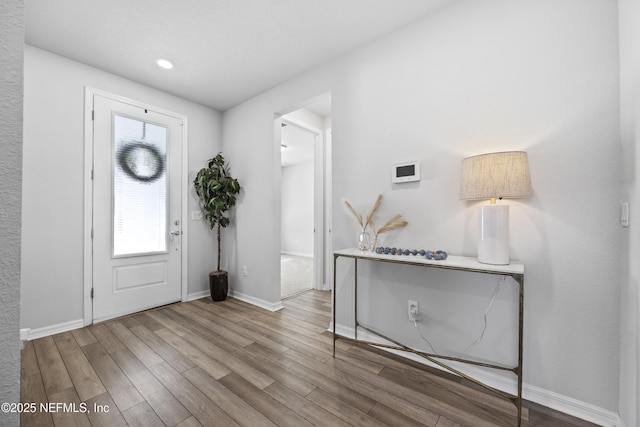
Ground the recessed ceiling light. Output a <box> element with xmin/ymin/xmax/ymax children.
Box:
<box><xmin>156</xmin><ymin>58</ymin><xmax>174</xmax><ymax>69</ymax></box>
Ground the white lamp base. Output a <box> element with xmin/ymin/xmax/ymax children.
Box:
<box><xmin>478</xmin><ymin>204</ymin><xmax>510</xmax><ymax>265</ymax></box>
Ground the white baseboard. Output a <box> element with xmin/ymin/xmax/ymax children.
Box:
<box><xmin>281</xmin><ymin>251</ymin><xmax>313</xmax><ymax>258</ymax></box>
<box><xmin>23</xmin><ymin>319</ymin><xmax>85</xmax><ymax>341</ymax></box>
<box><xmin>187</xmin><ymin>289</ymin><xmax>210</xmax><ymax>301</ymax></box>
<box><xmin>229</xmin><ymin>289</ymin><xmax>284</xmax><ymax>312</ymax></box>
<box><xmin>328</xmin><ymin>324</ymin><xmax>621</xmax><ymax>427</ymax></box>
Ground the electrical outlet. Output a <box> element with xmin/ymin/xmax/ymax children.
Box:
<box><xmin>242</xmin><ymin>266</ymin><xmax>248</xmax><ymax>277</ymax></box>
<box><xmin>621</xmin><ymin>201</ymin><xmax>630</xmax><ymax>227</ymax></box>
<box><xmin>408</xmin><ymin>300</ymin><xmax>420</xmax><ymax>321</ymax></box>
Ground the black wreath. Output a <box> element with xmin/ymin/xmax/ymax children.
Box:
<box><xmin>117</xmin><ymin>142</ymin><xmax>165</xmax><ymax>183</ymax></box>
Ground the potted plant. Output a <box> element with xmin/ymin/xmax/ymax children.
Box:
<box><xmin>194</xmin><ymin>153</ymin><xmax>241</xmax><ymax>301</ymax></box>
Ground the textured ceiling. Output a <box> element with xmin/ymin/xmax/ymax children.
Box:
<box><xmin>26</xmin><ymin>0</ymin><xmax>454</xmax><ymax>111</ymax></box>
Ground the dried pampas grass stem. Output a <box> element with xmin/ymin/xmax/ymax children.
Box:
<box><xmin>372</xmin><ymin>213</ymin><xmax>408</xmax><ymax>249</ymax></box>
<box><xmin>342</xmin><ymin>199</ymin><xmax>364</xmax><ymax>229</ymax></box>
<box><xmin>343</xmin><ymin>194</ymin><xmax>383</xmax><ymax>231</ymax></box>
<box><xmin>364</xmin><ymin>194</ymin><xmax>382</xmax><ymax>230</ymax></box>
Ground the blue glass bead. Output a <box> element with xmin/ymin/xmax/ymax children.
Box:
<box><xmin>383</xmin><ymin>247</ymin><xmax>390</xmax><ymax>254</ymax></box>
<box><xmin>376</xmin><ymin>247</ymin><xmax>383</xmax><ymax>254</ymax></box>
<box><xmin>419</xmin><ymin>249</ymin><xmax>426</xmax><ymax>256</ymax></box>
<box><xmin>403</xmin><ymin>249</ymin><xmax>410</xmax><ymax>255</ymax></box>
<box><xmin>426</xmin><ymin>250</ymin><xmax>448</xmax><ymax>260</ymax></box>
<box><xmin>411</xmin><ymin>249</ymin><xmax>418</xmax><ymax>255</ymax></box>
<box><xmin>391</xmin><ymin>248</ymin><xmax>397</xmax><ymax>255</ymax></box>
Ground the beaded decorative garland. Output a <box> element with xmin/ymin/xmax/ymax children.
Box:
<box><xmin>374</xmin><ymin>247</ymin><xmax>448</xmax><ymax>260</ymax></box>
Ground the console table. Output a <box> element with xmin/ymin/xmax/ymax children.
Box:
<box><xmin>332</xmin><ymin>248</ymin><xmax>525</xmax><ymax>426</ymax></box>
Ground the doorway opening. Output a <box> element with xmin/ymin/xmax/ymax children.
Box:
<box><xmin>278</xmin><ymin>93</ymin><xmax>332</xmax><ymax>300</ymax></box>
<box><xmin>280</xmin><ymin>120</ymin><xmax>316</xmax><ymax>298</ymax></box>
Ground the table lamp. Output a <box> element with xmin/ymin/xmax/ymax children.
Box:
<box><xmin>460</xmin><ymin>151</ymin><xmax>532</xmax><ymax>265</ymax></box>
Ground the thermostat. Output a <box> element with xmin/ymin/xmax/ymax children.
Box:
<box><xmin>391</xmin><ymin>161</ymin><xmax>420</xmax><ymax>183</ymax></box>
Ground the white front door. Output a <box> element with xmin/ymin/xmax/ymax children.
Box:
<box><xmin>92</xmin><ymin>94</ymin><xmax>183</xmax><ymax>322</ymax></box>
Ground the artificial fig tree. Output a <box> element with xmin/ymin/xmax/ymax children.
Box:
<box><xmin>194</xmin><ymin>153</ymin><xmax>241</xmax><ymax>300</ymax></box>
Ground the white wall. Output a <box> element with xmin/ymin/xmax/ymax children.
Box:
<box><xmin>618</xmin><ymin>0</ymin><xmax>640</xmax><ymax>425</ymax></box>
<box><xmin>281</xmin><ymin>162</ymin><xmax>314</xmax><ymax>256</ymax></box>
<box><xmin>223</xmin><ymin>0</ymin><xmax>621</xmax><ymax>422</ymax></box>
<box><xmin>21</xmin><ymin>46</ymin><xmax>222</xmax><ymax>331</ymax></box>
<box><xmin>0</xmin><ymin>1</ymin><xmax>23</xmax><ymax>424</ymax></box>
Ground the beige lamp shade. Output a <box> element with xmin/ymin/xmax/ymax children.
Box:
<box><xmin>460</xmin><ymin>151</ymin><xmax>532</xmax><ymax>200</ymax></box>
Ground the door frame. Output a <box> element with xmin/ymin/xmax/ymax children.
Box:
<box><xmin>83</xmin><ymin>87</ymin><xmax>189</xmax><ymax>325</ymax></box>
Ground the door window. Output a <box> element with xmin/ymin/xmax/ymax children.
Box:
<box><xmin>113</xmin><ymin>114</ymin><xmax>168</xmax><ymax>257</ymax></box>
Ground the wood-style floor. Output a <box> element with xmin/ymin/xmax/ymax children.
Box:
<box><xmin>20</xmin><ymin>291</ymin><xmax>597</xmax><ymax>427</ymax></box>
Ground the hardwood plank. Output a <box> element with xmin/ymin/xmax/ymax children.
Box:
<box><xmin>243</xmin><ymin>315</ymin><xmax>339</xmax><ymax>357</ymax></box>
<box><xmin>283</xmin><ymin>346</ymin><xmax>441</xmax><ymax>426</ymax></box>
<box><xmin>264</xmin><ymin>381</ymin><xmax>352</xmax><ymax>427</ymax></box>
<box><xmin>236</xmin><ymin>319</ymin><xmax>332</xmax><ymax>364</ymax></box>
<box><xmin>218</xmin><ymin>372</ymin><xmax>313</xmax><ymax>427</ymax></box>
<box><xmin>175</xmin><ymin>303</ymin><xmax>290</xmax><ymax>354</ymax></box>
<box><xmin>70</xmin><ymin>328</ymin><xmax>97</xmax><ymax>347</ymax></box>
<box><xmin>249</xmin><ymin>343</ymin><xmax>376</xmax><ymax>413</ymax></box>
<box><xmin>379</xmin><ymin>365</ymin><xmax>518</xmax><ymax>425</ymax></box>
<box><xmin>354</xmin><ymin>343</ymin><xmax>526</xmax><ymax>420</ymax></box>
<box><xmin>306</xmin><ymin>387</ymin><xmax>388</xmax><ymax>427</ymax></box>
<box><xmin>149</xmin><ymin>362</ymin><xmax>240</xmax><ymax>427</ymax></box>
<box><xmin>284</xmin><ymin>346</ymin><xmax>408</xmax><ymax>415</ymax></box>
<box><xmin>154</xmin><ymin>328</ymin><xmax>231</xmax><ymax>379</ymax></box>
<box><xmin>171</xmin><ymin>303</ymin><xmax>256</xmax><ymax>348</ymax></box>
<box><xmin>47</xmin><ymin>387</ymin><xmax>91</xmax><ymax>427</ymax></box>
<box><xmin>81</xmin><ymin>342</ymin><xmax>145</xmax><ymax>412</ymax></box>
<box><xmin>20</xmin><ymin>370</ymin><xmax>54</xmax><ymax>427</ymax></box>
<box><xmin>163</xmin><ymin>307</ymin><xmax>248</xmax><ymax>357</ymax></box>
<box><xmin>20</xmin><ymin>340</ymin><xmax>40</xmax><ymax>379</ymax></box>
<box><xmin>88</xmin><ymin>323</ymin><xmax>126</xmax><ymax>354</ymax></box>
<box><xmin>228</xmin><ymin>342</ymin><xmax>317</xmax><ymax>396</ymax></box>
<box><xmin>85</xmin><ymin>392</ymin><xmax>128</xmax><ymax>427</ymax></box>
<box><xmin>524</xmin><ymin>400</ymin><xmax>600</xmax><ymax>427</ymax></box>
<box><xmin>176</xmin><ymin>416</ymin><xmax>204</xmax><ymax>427</ymax></box>
<box><xmin>283</xmin><ymin>296</ymin><xmax>332</xmax><ymax>318</ymax></box>
<box><xmin>191</xmin><ymin>298</ymin><xmax>246</xmax><ymax>323</ymax></box>
<box><xmin>32</xmin><ymin>336</ymin><xmax>73</xmax><ymax>396</ymax></box>
<box><xmin>236</xmin><ymin>298</ymin><xmax>329</xmax><ymax>335</ymax></box>
<box><xmin>130</xmin><ymin>312</ymin><xmax>165</xmax><ymax>332</ymax></box>
<box><xmin>106</xmin><ymin>321</ymin><xmax>164</xmax><ymax>367</ymax></box>
<box><xmin>145</xmin><ymin>308</ymin><xmax>192</xmax><ymax>336</ymax></box>
<box><xmin>52</xmin><ymin>332</ymin><xmax>106</xmax><ymax>401</ymax></box>
<box><xmin>129</xmin><ymin>324</ymin><xmax>196</xmax><ymax>373</ymax></box>
<box><xmin>110</xmin><ymin>347</ymin><xmax>191</xmax><ymax>426</ymax></box>
<box><xmin>183</xmin><ymin>366</ymin><xmax>278</xmax><ymax>427</ymax></box>
<box><xmin>436</xmin><ymin>416</ymin><xmax>462</xmax><ymax>426</ymax></box>
<box><xmin>121</xmin><ymin>401</ymin><xmax>165</xmax><ymax>427</ymax></box>
<box><xmin>329</xmin><ymin>357</ymin><xmax>502</xmax><ymax>427</ymax></box>
<box><xmin>368</xmin><ymin>402</ymin><xmax>431</xmax><ymax>427</ymax></box>
<box><xmin>181</xmin><ymin>331</ymin><xmax>275</xmax><ymax>390</ymax></box>
<box><xmin>117</xmin><ymin>315</ymin><xmax>141</xmax><ymax>329</ymax></box>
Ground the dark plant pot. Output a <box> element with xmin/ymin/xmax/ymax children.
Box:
<box><xmin>209</xmin><ymin>270</ymin><xmax>228</xmax><ymax>302</ymax></box>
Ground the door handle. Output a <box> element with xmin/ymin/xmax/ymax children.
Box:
<box><xmin>170</xmin><ymin>231</ymin><xmax>182</xmax><ymax>237</ymax></box>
